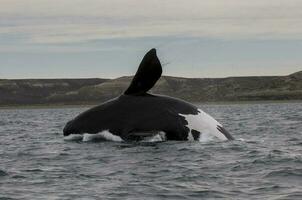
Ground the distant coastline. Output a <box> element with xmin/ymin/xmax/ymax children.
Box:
<box><xmin>0</xmin><ymin>71</ymin><xmax>301</xmax><ymax>107</ymax></box>
<box><xmin>1</xmin><ymin>100</ymin><xmax>302</xmax><ymax>110</ymax></box>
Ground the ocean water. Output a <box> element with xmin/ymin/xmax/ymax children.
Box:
<box><xmin>0</xmin><ymin>102</ymin><xmax>302</xmax><ymax>200</ymax></box>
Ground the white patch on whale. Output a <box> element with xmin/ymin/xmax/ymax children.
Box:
<box><xmin>179</xmin><ymin>109</ymin><xmax>228</xmax><ymax>142</ymax></box>
<box><xmin>82</xmin><ymin>130</ymin><xmax>123</xmax><ymax>142</ymax></box>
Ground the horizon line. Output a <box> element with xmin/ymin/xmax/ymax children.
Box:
<box><xmin>1</xmin><ymin>70</ymin><xmax>300</xmax><ymax>81</ymax></box>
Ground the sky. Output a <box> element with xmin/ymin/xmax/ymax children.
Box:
<box><xmin>1</xmin><ymin>0</ymin><xmax>302</xmax><ymax>79</ymax></box>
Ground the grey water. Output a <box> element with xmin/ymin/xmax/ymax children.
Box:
<box><xmin>0</xmin><ymin>102</ymin><xmax>302</xmax><ymax>200</ymax></box>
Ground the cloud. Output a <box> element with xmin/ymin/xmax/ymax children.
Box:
<box><xmin>1</xmin><ymin>0</ymin><xmax>302</xmax><ymax>46</ymax></box>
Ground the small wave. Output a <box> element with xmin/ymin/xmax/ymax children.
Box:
<box><xmin>0</xmin><ymin>197</ymin><xmax>16</xmax><ymax>200</ymax></box>
<box><xmin>11</xmin><ymin>175</ymin><xmax>26</xmax><ymax>179</ymax></box>
<box><xmin>23</xmin><ymin>168</ymin><xmax>44</xmax><ymax>172</ymax></box>
<box><xmin>252</xmin><ymin>185</ymin><xmax>283</xmax><ymax>192</ymax></box>
<box><xmin>252</xmin><ymin>152</ymin><xmax>302</xmax><ymax>164</ymax></box>
<box><xmin>0</xmin><ymin>169</ymin><xmax>8</xmax><ymax>177</ymax></box>
<box><xmin>264</xmin><ymin>168</ymin><xmax>302</xmax><ymax>178</ymax></box>
<box><xmin>276</xmin><ymin>192</ymin><xmax>302</xmax><ymax>199</ymax></box>
<box><xmin>270</xmin><ymin>149</ymin><xmax>283</xmax><ymax>154</ymax></box>
<box><xmin>187</xmin><ymin>190</ymin><xmax>229</xmax><ymax>198</ymax></box>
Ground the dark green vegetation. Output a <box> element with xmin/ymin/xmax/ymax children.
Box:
<box><xmin>0</xmin><ymin>71</ymin><xmax>301</xmax><ymax>106</ymax></box>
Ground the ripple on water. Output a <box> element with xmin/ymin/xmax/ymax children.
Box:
<box><xmin>264</xmin><ymin>168</ymin><xmax>302</xmax><ymax>178</ymax></box>
<box><xmin>1</xmin><ymin>103</ymin><xmax>302</xmax><ymax>200</ymax></box>
<box><xmin>0</xmin><ymin>169</ymin><xmax>8</xmax><ymax>177</ymax></box>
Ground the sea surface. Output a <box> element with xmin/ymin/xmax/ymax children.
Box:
<box><xmin>0</xmin><ymin>102</ymin><xmax>302</xmax><ymax>200</ymax></box>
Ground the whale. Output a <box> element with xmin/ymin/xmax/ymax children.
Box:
<box><xmin>63</xmin><ymin>48</ymin><xmax>234</xmax><ymax>142</ymax></box>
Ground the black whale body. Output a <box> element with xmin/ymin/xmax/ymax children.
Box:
<box><xmin>64</xmin><ymin>94</ymin><xmax>198</xmax><ymax>140</ymax></box>
<box><xmin>63</xmin><ymin>49</ymin><xmax>233</xmax><ymax>141</ymax></box>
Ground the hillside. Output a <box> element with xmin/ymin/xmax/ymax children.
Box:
<box><xmin>0</xmin><ymin>71</ymin><xmax>301</xmax><ymax>106</ymax></box>
<box><xmin>0</xmin><ymin>79</ymin><xmax>108</xmax><ymax>105</ymax></box>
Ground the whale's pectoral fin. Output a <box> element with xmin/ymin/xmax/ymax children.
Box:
<box><xmin>124</xmin><ymin>48</ymin><xmax>162</xmax><ymax>95</ymax></box>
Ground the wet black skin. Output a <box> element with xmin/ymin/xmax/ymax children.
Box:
<box><xmin>63</xmin><ymin>48</ymin><xmax>234</xmax><ymax>141</ymax></box>
<box><xmin>63</xmin><ymin>94</ymin><xmax>198</xmax><ymax>141</ymax></box>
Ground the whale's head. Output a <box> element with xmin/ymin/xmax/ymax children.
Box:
<box><xmin>63</xmin><ymin>120</ymin><xmax>78</xmax><ymax>136</ymax></box>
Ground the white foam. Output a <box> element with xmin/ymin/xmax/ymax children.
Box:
<box><xmin>64</xmin><ymin>134</ymin><xmax>83</xmax><ymax>141</ymax></box>
<box><xmin>82</xmin><ymin>130</ymin><xmax>123</xmax><ymax>142</ymax></box>
<box><xmin>179</xmin><ymin>109</ymin><xmax>228</xmax><ymax>142</ymax></box>
<box><xmin>187</xmin><ymin>131</ymin><xmax>195</xmax><ymax>141</ymax></box>
<box><xmin>144</xmin><ymin>131</ymin><xmax>166</xmax><ymax>142</ymax></box>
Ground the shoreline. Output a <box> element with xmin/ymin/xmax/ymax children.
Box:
<box><xmin>1</xmin><ymin>100</ymin><xmax>302</xmax><ymax>110</ymax></box>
